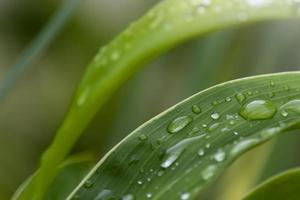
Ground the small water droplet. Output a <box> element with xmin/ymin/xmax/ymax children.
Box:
<box><xmin>95</xmin><ymin>189</ymin><xmax>113</xmax><ymax>200</ymax></box>
<box><xmin>208</xmin><ymin>123</ymin><xmax>220</xmax><ymax>131</ymax></box>
<box><xmin>192</xmin><ymin>105</ymin><xmax>201</xmax><ymax>114</ymax></box>
<box><xmin>84</xmin><ymin>180</ymin><xmax>93</xmax><ymax>188</ymax></box>
<box><xmin>233</xmin><ymin>131</ymin><xmax>239</xmax><ymax>136</ymax></box>
<box><xmin>167</xmin><ymin>116</ymin><xmax>193</xmax><ymax>134</ymax></box>
<box><xmin>161</xmin><ymin>135</ymin><xmax>205</xmax><ymax>168</ymax></box>
<box><xmin>121</xmin><ymin>194</ymin><xmax>135</xmax><ymax>200</ymax></box>
<box><xmin>211</xmin><ymin>112</ymin><xmax>220</xmax><ymax>120</ymax></box>
<box><xmin>205</xmin><ymin>143</ymin><xmax>211</xmax><ymax>149</ymax></box>
<box><xmin>239</xmin><ymin>100</ymin><xmax>277</xmax><ymax>120</ymax></box>
<box><xmin>137</xmin><ymin>180</ymin><xmax>143</xmax><ymax>185</ymax></box>
<box><xmin>139</xmin><ymin>134</ymin><xmax>148</xmax><ymax>141</ymax></box>
<box><xmin>235</xmin><ymin>93</ymin><xmax>246</xmax><ymax>103</ymax></box>
<box><xmin>180</xmin><ymin>192</ymin><xmax>190</xmax><ymax>200</ymax></box>
<box><xmin>202</xmin><ymin>165</ymin><xmax>217</xmax><ymax>180</ymax></box>
<box><xmin>225</xmin><ymin>97</ymin><xmax>232</xmax><ymax>102</ymax></box>
<box><xmin>198</xmin><ymin>148</ymin><xmax>205</xmax><ymax>156</ymax></box>
<box><xmin>146</xmin><ymin>193</ymin><xmax>152</xmax><ymax>198</ymax></box>
<box><xmin>270</xmin><ymin>81</ymin><xmax>275</xmax><ymax>87</ymax></box>
<box><xmin>280</xmin><ymin>110</ymin><xmax>288</xmax><ymax>117</ymax></box>
<box><xmin>214</xmin><ymin>149</ymin><xmax>226</xmax><ymax>162</ymax></box>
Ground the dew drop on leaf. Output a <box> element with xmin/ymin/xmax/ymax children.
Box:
<box><xmin>239</xmin><ymin>100</ymin><xmax>277</xmax><ymax>120</ymax></box>
<box><xmin>211</xmin><ymin>112</ymin><xmax>220</xmax><ymax>120</ymax></box>
<box><xmin>94</xmin><ymin>189</ymin><xmax>113</xmax><ymax>200</ymax></box>
<box><xmin>146</xmin><ymin>193</ymin><xmax>152</xmax><ymax>198</ymax></box>
<box><xmin>235</xmin><ymin>93</ymin><xmax>246</xmax><ymax>103</ymax></box>
<box><xmin>121</xmin><ymin>194</ymin><xmax>135</xmax><ymax>200</ymax></box>
<box><xmin>201</xmin><ymin>165</ymin><xmax>217</xmax><ymax>181</ymax></box>
<box><xmin>167</xmin><ymin>116</ymin><xmax>193</xmax><ymax>134</ymax></box>
<box><xmin>197</xmin><ymin>148</ymin><xmax>205</xmax><ymax>156</ymax></box>
<box><xmin>230</xmin><ymin>138</ymin><xmax>259</xmax><ymax>156</ymax></box>
<box><xmin>161</xmin><ymin>135</ymin><xmax>204</xmax><ymax>168</ymax></box>
<box><xmin>192</xmin><ymin>105</ymin><xmax>201</xmax><ymax>114</ymax></box>
<box><xmin>138</xmin><ymin>134</ymin><xmax>148</xmax><ymax>141</ymax></box>
<box><xmin>180</xmin><ymin>192</ymin><xmax>190</xmax><ymax>200</ymax></box>
<box><xmin>214</xmin><ymin>149</ymin><xmax>226</xmax><ymax>162</ymax></box>
<box><xmin>280</xmin><ymin>99</ymin><xmax>300</xmax><ymax>115</ymax></box>
<box><xmin>83</xmin><ymin>179</ymin><xmax>93</xmax><ymax>189</ymax></box>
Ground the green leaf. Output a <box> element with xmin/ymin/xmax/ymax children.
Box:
<box><xmin>12</xmin><ymin>152</ymin><xmax>94</xmax><ymax>200</ymax></box>
<box><xmin>66</xmin><ymin>72</ymin><xmax>300</xmax><ymax>199</ymax></box>
<box><xmin>25</xmin><ymin>0</ymin><xmax>300</xmax><ymax>199</ymax></box>
<box><xmin>243</xmin><ymin>168</ymin><xmax>300</xmax><ymax>200</ymax></box>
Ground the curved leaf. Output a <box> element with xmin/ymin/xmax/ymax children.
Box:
<box><xmin>67</xmin><ymin>72</ymin><xmax>300</xmax><ymax>199</ymax></box>
<box><xmin>243</xmin><ymin>168</ymin><xmax>300</xmax><ymax>200</ymax></box>
<box><xmin>27</xmin><ymin>0</ymin><xmax>300</xmax><ymax>199</ymax></box>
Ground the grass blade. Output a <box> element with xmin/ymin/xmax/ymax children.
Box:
<box><xmin>0</xmin><ymin>0</ymin><xmax>80</xmax><ymax>102</ymax></box>
<box><xmin>26</xmin><ymin>1</ymin><xmax>300</xmax><ymax>199</ymax></box>
<box><xmin>67</xmin><ymin>72</ymin><xmax>300</xmax><ymax>199</ymax></box>
<box><xmin>243</xmin><ymin>168</ymin><xmax>300</xmax><ymax>200</ymax></box>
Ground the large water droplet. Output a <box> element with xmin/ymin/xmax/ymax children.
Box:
<box><xmin>167</xmin><ymin>116</ymin><xmax>193</xmax><ymax>134</ymax></box>
<box><xmin>202</xmin><ymin>165</ymin><xmax>217</xmax><ymax>180</ymax></box>
<box><xmin>280</xmin><ymin>99</ymin><xmax>300</xmax><ymax>115</ymax></box>
<box><xmin>239</xmin><ymin>100</ymin><xmax>277</xmax><ymax>120</ymax></box>
<box><xmin>161</xmin><ymin>135</ymin><xmax>204</xmax><ymax>168</ymax></box>
<box><xmin>214</xmin><ymin>149</ymin><xmax>226</xmax><ymax>162</ymax></box>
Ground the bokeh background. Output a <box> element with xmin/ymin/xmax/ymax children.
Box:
<box><xmin>1</xmin><ymin>0</ymin><xmax>300</xmax><ymax>199</ymax></box>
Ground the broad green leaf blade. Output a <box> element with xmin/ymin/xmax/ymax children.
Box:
<box><xmin>67</xmin><ymin>72</ymin><xmax>300</xmax><ymax>200</ymax></box>
<box><xmin>12</xmin><ymin>152</ymin><xmax>94</xmax><ymax>200</ymax></box>
<box><xmin>28</xmin><ymin>0</ymin><xmax>300</xmax><ymax>199</ymax></box>
<box><xmin>243</xmin><ymin>168</ymin><xmax>300</xmax><ymax>200</ymax></box>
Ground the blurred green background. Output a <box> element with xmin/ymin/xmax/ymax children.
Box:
<box><xmin>1</xmin><ymin>0</ymin><xmax>300</xmax><ymax>199</ymax></box>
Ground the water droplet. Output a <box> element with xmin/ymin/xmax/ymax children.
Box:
<box><xmin>121</xmin><ymin>194</ymin><xmax>135</xmax><ymax>200</ymax></box>
<box><xmin>167</xmin><ymin>116</ymin><xmax>193</xmax><ymax>134</ymax></box>
<box><xmin>239</xmin><ymin>100</ymin><xmax>277</xmax><ymax>120</ymax></box>
<box><xmin>139</xmin><ymin>134</ymin><xmax>148</xmax><ymax>141</ymax></box>
<box><xmin>211</xmin><ymin>112</ymin><xmax>220</xmax><ymax>120</ymax></box>
<box><xmin>137</xmin><ymin>180</ymin><xmax>143</xmax><ymax>185</ymax></box>
<box><xmin>192</xmin><ymin>105</ymin><xmax>201</xmax><ymax>114</ymax></box>
<box><xmin>208</xmin><ymin>123</ymin><xmax>220</xmax><ymax>131</ymax></box>
<box><xmin>230</xmin><ymin>138</ymin><xmax>259</xmax><ymax>156</ymax></box>
<box><xmin>225</xmin><ymin>97</ymin><xmax>232</xmax><ymax>102</ymax></box>
<box><xmin>180</xmin><ymin>192</ymin><xmax>190</xmax><ymax>200</ymax></box>
<box><xmin>233</xmin><ymin>131</ymin><xmax>239</xmax><ymax>136</ymax></box>
<box><xmin>280</xmin><ymin>99</ymin><xmax>300</xmax><ymax>115</ymax></box>
<box><xmin>198</xmin><ymin>148</ymin><xmax>205</xmax><ymax>156</ymax></box>
<box><xmin>214</xmin><ymin>149</ymin><xmax>226</xmax><ymax>162</ymax></box>
<box><xmin>235</xmin><ymin>93</ymin><xmax>246</xmax><ymax>103</ymax></box>
<box><xmin>84</xmin><ymin>180</ymin><xmax>93</xmax><ymax>188</ymax></box>
<box><xmin>161</xmin><ymin>135</ymin><xmax>204</xmax><ymax>168</ymax></box>
<box><xmin>146</xmin><ymin>193</ymin><xmax>152</xmax><ymax>198</ymax></box>
<box><xmin>202</xmin><ymin>165</ymin><xmax>217</xmax><ymax>180</ymax></box>
<box><xmin>205</xmin><ymin>143</ymin><xmax>211</xmax><ymax>149</ymax></box>
<box><xmin>270</xmin><ymin>81</ymin><xmax>275</xmax><ymax>87</ymax></box>
<box><xmin>95</xmin><ymin>189</ymin><xmax>113</xmax><ymax>200</ymax></box>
